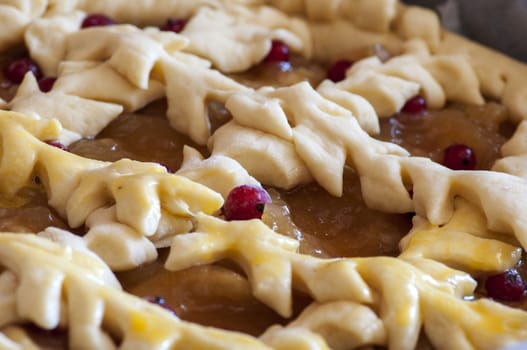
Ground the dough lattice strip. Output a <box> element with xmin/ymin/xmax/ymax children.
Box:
<box><xmin>0</xmin><ymin>0</ymin><xmax>251</xmax><ymax>52</ymax></box>
<box><xmin>0</xmin><ymin>233</ymin><xmax>270</xmax><ymax>350</ymax></box>
<box><xmin>0</xmin><ymin>111</ymin><xmax>223</xmax><ymax>269</ymax></box>
<box><xmin>211</xmin><ymin>80</ymin><xmax>527</xmax><ymax>252</ymax></box>
<box><xmin>319</xmin><ymin>41</ymin><xmax>484</xmax><ymax>119</ymax></box>
<box><xmin>165</xmin><ymin>213</ymin><xmax>527</xmax><ymax>350</ymax></box>
<box><xmin>16</xmin><ymin>0</ymin><xmax>527</xmax><ymax>152</ymax></box>
<box><xmin>4</xmin><ymin>0</ymin><xmax>527</xmax><ymax>128</ymax></box>
<box><xmin>22</xmin><ymin>9</ymin><xmax>300</xmax><ymax>145</ymax></box>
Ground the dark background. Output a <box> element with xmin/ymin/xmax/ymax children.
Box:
<box><xmin>402</xmin><ymin>0</ymin><xmax>527</xmax><ymax>62</ymax></box>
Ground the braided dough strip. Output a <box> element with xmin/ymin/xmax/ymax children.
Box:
<box><xmin>435</xmin><ymin>32</ymin><xmax>527</xmax><ymax>123</ymax></box>
<box><xmin>4</xmin><ymin>0</ymin><xmax>527</xmax><ymax>126</ymax></box>
<box><xmin>24</xmin><ymin>18</ymin><xmax>251</xmax><ymax>145</ymax></box>
<box><xmin>0</xmin><ymin>111</ymin><xmax>223</xmax><ymax>269</ymax></box>
<box><xmin>211</xmin><ymin>81</ymin><xmax>527</xmax><ymax>252</ymax></box>
<box><xmin>0</xmin><ymin>233</ymin><xmax>270</xmax><ymax>350</ymax></box>
<box><xmin>319</xmin><ymin>42</ymin><xmax>484</xmax><ymax>119</ymax></box>
<box><xmin>17</xmin><ymin>0</ymin><xmax>526</xmax><ymax>153</ymax></box>
<box><xmin>165</xmin><ymin>213</ymin><xmax>527</xmax><ymax>350</ymax></box>
<box><xmin>0</xmin><ymin>0</ymin><xmax>257</xmax><ymax>52</ymax></box>
<box><xmin>3</xmin><ymin>105</ymin><xmax>524</xmax><ymax>348</ymax></box>
<box><xmin>17</xmin><ymin>18</ymin><xmax>178</xmax><ymax>143</ymax></box>
<box><xmin>307</xmin><ymin>5</ymin><xmax>527</xmax><ymax>123</ymax></box>
<box><xmin>32</xmin><ymin>1</ymin><xmax>309</xmax><ymax>74</ymax></box>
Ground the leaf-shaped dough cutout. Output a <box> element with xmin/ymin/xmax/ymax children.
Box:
<box><xmin>9</xmin><ymin>72</ymin><xmax>123</xmax><ymax>142</ymax></box>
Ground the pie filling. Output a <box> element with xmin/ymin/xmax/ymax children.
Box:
<box><xmin>1</xmin><ymin>1</ymin><xmax>527</xmax><ymax>350</ymax></box>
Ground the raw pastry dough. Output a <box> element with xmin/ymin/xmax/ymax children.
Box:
<box><xmin>182</xmin><ymin>4</ymin><xmax>311</xmax><ymax>72</ymax></box>
<box><xmin>0</xmin><ymin>233</ymin><xmax>270</xmax><ymax>349</ymax></box>
<box><xmin>0</xmin><ymin>111</ymin><xmax>222</xmax><ymax>268</ymax></box>
<box><xmin>9</xmin><ymin>73</ymin><xmax>123</xmax><ymax>144</ymax></box>
<box><xmin>0</xmin><ymin>0</ymin><xmax>527</xmax><ymax>349</ymax></box>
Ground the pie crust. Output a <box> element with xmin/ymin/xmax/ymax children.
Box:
<box><xmin>0</xmin><ymin>1</ymin><xmax>527</xmax><ymax>349</ymax></box>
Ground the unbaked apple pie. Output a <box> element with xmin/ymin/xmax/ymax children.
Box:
<box><xmin>0</xmin><ymin>1</ymin><xmax>526</xmax><ymax>349</ymax></box>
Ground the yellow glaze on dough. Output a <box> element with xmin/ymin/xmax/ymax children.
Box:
<box><xmin>0</xmin><ymin>233</ymin><xmax>271</xmax><ymax>349</ymax></box>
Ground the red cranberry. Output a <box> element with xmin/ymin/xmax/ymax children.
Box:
<box><xmin>402</xmin><ymin>95</ymin><xmax>427</xmax><ymax>114</ymax></box>
<box><xmin>45</xmin><ymin>140</ymin><xmax>68</xmax><ymax>151</ymax></box>
<box><xmin>443</xmin><ymin>143</ymin><xmax>477</xmax><ymax>170</ymax></box>
<box><xmin>3</xmin><ymin>58</ymin><xmax>42</xmax><ymax>84</ymax></box>
<box><xmin>223</xmin><ymin>185</ymin><xmax>272</xmax><ymax>221</ymax></box>
<box><xmin>38</xmin><ymin>77</ymin><xmax>56</xmax><ymax>92</ymax></box>
<box><xmin>263</xmin><ymin>40</ymin><xmax>289</xmax><ymax>63</ymax></box>
<box><xmin>81</xmin><ymin>14</ymin><xmax>115</xmax><ymax>28</ymax></box>
<box><xmin>160</xmin><ymin>18</ymin><xmax>187</xmax><ymax>33</ymax></box>
<box><xmin>144</xmin><ymin>296</ymin><xmax>177</xmax><ymax>315</ymax></box>
<box><xmin>485</xmin><ymin>269</ymin><xmax>527</xmax><ymax>302</ymax></box>
<box><xmin>327</xmin><ymin>59</ymin><xmax>353</xmax><ymax>82</ymax></box>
